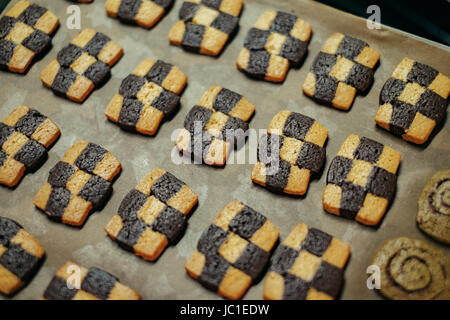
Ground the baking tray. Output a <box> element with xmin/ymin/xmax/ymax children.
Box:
<box><xmin>0</xmin><ymin>0</ymin><xmax>449</xmax><ymax>300</ymax></box>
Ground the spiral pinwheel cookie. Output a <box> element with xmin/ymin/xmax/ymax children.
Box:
<box><xmin>105</xmin><ymin>168</ymin><xmax>198</xmax><ymax>261</ymax></box>
<box><xmin>185</xmin><ymin>200</ymin><xmax>279</xmax><ymax>300</ymax></box>
<box><xmin>34</xmin><ymin>141</ymin><xmax>121</xmax><ymax>227</ymax></box>
<box><xmin>105</xmin><ymin>0</ymin><xmax>173</xmax><ymax>28</ymax></box>
<box><xmin>417</xmin><ymin>170</ymin><xmax>450</xmax><ymax>244</ymax></box>
<box><xmin>42</xmin><ymin>261</ymin><xmax>141</xmax><ymax>300</ymax></box>
<box><xmin>0</xmin><ymin>0</ymin><xmax>59</xmax><ymax>73</ymax></box>
<box><xmin>264</xmin><ymin>223</ymin><xmax>350</xmax><ymax>300</ymax></box>
<box><xmin>168</xmin><ymin>0</ymin><xmax>242</xmax><ymax>56</ymax></box>
<box><xmin>175</xmin><ymin>86</ymin><xmax>255</xmax><ymax>166</ymax></box>
<box><xmin>236</xmin><ymin>10</ymin><xmax>311</xmax><ymax>82</ymax></box>
<box><xmin>251</xmin><ymin>110</ymin><xmax>327</xmax><ymax>195</ymax></box>
<box><xmin>1</xmin><ymin>105</ymin><xmax>60</xmax><ymax>187</ymax></box>
<box><xmin>323</xmin><ymin>134</ymin><xmax>401</xmax><ymax>226</ymax></box>
<box><xmin>303</xmin><ymin>33</ymin><xmax>380</xmax><ymax>110</ymax></box>
<box><xmin>0</xmin><ymin>217</ymin><xmax>45</xmax><ymax>296</ymax></box>
<box><xmin>371</xmin><ymin>237</ymin><xmax>450</xmax><ymax>300</ymax></box>
<box><xmin>40</xmin><ymin>28</ymin><xmax>123</xmax><ymax>103</ymax></box>
<box><xmin>375</xmin><ymin>58</ymin><xmax>449</xmax><ymax>144</ymax></box>
<box><xmin>105</xmin><ymin>58</ymin><xmax>187</xmax><ymax>135</ymax></box>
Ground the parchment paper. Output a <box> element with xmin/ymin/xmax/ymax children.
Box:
<box><xmin>0</xmin><ymin>0</ymin><xmax>449</xmax><ymax>300</ymax></box>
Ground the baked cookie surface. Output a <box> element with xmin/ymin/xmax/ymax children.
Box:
<box><xmin>236</xmin><ymin>9</ymin><xmax>311</xmax><ymax>82</ymax></box>
<box><xmin>0</xmin><ymin>0</ymin><xmax>59</xmax><ymax>73</ymax></box>
<box><xmin>0</xmin><ymin>216</ymin><xmax>45</xmax><ymax>296</ymax></box>
<box><xmin>251</xmin><ymin>110</ymin><xmax>327</xmax><ymax>195</ymax></box>
<box><xmin>42</xmin><ymin>261</ymin><xmax>141</xmax><ymax>300</ymax></box>
<box><xmin>169</xmin><ymin>0</ymin><xmax>242</xmax><ymax>56</ymax></box>
<box><xmin>105</xmin><ymin>58</ymin><xmax>187</xmax><ymax>135</ymax></box>
<box><xmin>185</xmin><ymin>200</ymin><xmax>279</xmax><ymax>299</ymax></box>
<box><xmin>375</xmin><ymin>58</ymin><xmax>449</xmax><ymax>144</ymax></box>
<box><xmin>302</xmin><ymin>33</ymin><xmax>380</xmax><ymax>110</ymax></box>
<box><xmin>105</xmin><ymin>168</ymin><xmax>198</xmax><ymax>261</ymax></box>
<box><xmin>371</xmin><ymin>237</ymin><xmax>450</xmax><ymax>300</ymax></box>
<box><xmin>175</xmin><ymin>86</ymin><xmax>255</xmax><ymax>166</ymax></box>
<box><xmin>417</xmin><ymin>170</ymin><xmax>450</xmax><ymax>244</ymax></box>
<box><xmin>33</xmin><ymin>140</ymin><xmax>121</xmax><ymax>227</ymax></box>
<box><xmin>264</xmin><ymin>222</ymin><xmax>350</xmax><ymax>300</ymax></box>
<box><xmin>1</xmin><ymin>105</ymin><xmax>60</xmax><ymax>187</ymax></box>
<box><xmin>40</xmin><ymin>28</ymin><xmax>123</xmax><ymax>103</ymax></box>
<box><xmin>105</xmin><ymin>0</ymin><xmax>173</xmax><ymax>28</ymax></box>
<box><xmin>322</xmin><ymin>134</ymin><xmax>401</xmax><ymax>226</ymax></box>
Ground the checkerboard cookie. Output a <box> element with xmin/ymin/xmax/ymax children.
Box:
<box><xmin>169</xmin><ymin>0</ymin><xmax>242</xmax><ymax>56</ymax></box>
<box><xmin>323</xmin><ymin>134</ymin><xmax>401</xmax><ymax>226</ymax></box>
<box><xmin>375</xmin><ymin>58</ymin><xmax>449</xmax><ymax>144</ymax></box>
<box><xmin>303</xmin><ymin>33</ymin><xmax>380</xmax><ymax>110</ymax></box>
<box><xmin>185</xmin><ymin>200</ymin><xmax>279</xmax><ymax>299</ymax></box>
<box><xmin>1</xmin><ymin>105</ymin><xmax>60</xmax><ymax>187</ymax></box>
<box><xmin>43</xmin><ymin>261</ymin><xmax>141</xmax><ymax>300</ymax></box>
<box><xmin>106</xmin><ymin>0</ymin><xmax>173</xmax><ymax>28</ymax></box>
<box><xmin>417</xmin><ymin>170</ymin><xmax>450</xmax><ymax>244</ymax></box>
<box><xmin>371</xmin><ymin>237</ymin><xmax>450</xmax><ymax>300</ymax></box>
<box><xmin>251</xmin><ymin>110</ymin><xmax>327</xmax><ymax>195</ymax></box>
<box><xmin>105</xmin><ymin>168</ymin><xmax>198</xmax><ymax>261</ymax></box>
<box><xmin>175</xmin><ymin>86</ymin><xmax>255</xmax><ymax>166</ymax></box>
<box><xmin>105</xmin><ymin>58</ymin><xmax>187</xmax><ymax>135</ymax></box>
<box><xmin>40</xmin><ymin>28</ymin><xmax>123</xmax><ymax>103</ymax></box>
<box><xmin>0</xmin><ymin>0</ymin><xmax>59</xmax><ymax>73</ymax></box>
<box><xmin>236</xmin><ymin>10</ymin><xmax>311</xmax><ymax>82</ymax></box>
<box><xmin>264</xmin><ymin>223</ymin><xmax>350</xmax><ymax>300</ymax></box>
<box><xmin>34</xmin><ymin>140</ymin><xmax>121</xmax><ymax>227</ymax></box>
<box><xmin>0</xmin><ymin>216</ymin><xmax>45</xmax><ymax>296</ymax></box>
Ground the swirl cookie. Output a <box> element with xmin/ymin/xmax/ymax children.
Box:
<box><xmin>40</xmin><ymin>28</ymin><xmax>123</xmax><ymax>103</ymax></box>
<box><xmin>303</xmin><ymin>33</ymin><xmax>380</xmax><ymax>110</ymax></box>
<box><xmin>375</xmin><ymin>58</ymin><xmax>450</xmax><ymax>144</ymax></box>
<box><xmin>371</xmin><ymin>237</ymin><xmax>450</xmax><ymax>300</ymax></box>
<box><xmin>264</xmin><ymin>223</ymin><xmax>350</xmax><ymax>300</ymax></box>
<box><xmin>175</xmin><ymin>86</ymin><xmax>255</xmax><ymax>166</ymax></box>
<box><xmin>105</xmin><ymin>58</ymin><xmax>187</xmax><ymax>135</ymax></box>
<box><xmin>105</xmin><ymin>168</ymin><xmax>198</xmax><ymax>261</ymax></box>
<box><xmin>0</xmin><ymin>217</ymin><xmax>45</xmax><ymax>296</ymax></box>
<box><xmin>0</xmin><ymin>0</ymin><xmax>59</xmax><ymax>73</ymax></box>
<box><xmin>251</xmin><ymin>110</ymin><xmax>327</xmax><ymax>195</ymax></box>
<box><xmin>185</xmin><ymin>200</ymin><xmax>279</xmax><ymax>299</ymax></box>
<box><xmin>34</xmin><ymin>141</ymin><xmax>121</xmax><ymax>227</ymax></box>
<box><xmin>236</xmin><ymin>10</ymin><xmax>312</xmax><ymax>82</ymax></box>
<box><xmin>1</xmin><ymin>105</ymin><xmax>60</xmax><ymax>187</ymax></box>
<box><xmin>323</xmin><ymin>134</ymin><xmax>401</xmax><ymax>226</ymax></box>
<box><xmin>42</xmin><ymin>261</ymin><xmax>141</xmax><ymax>300</ymax></box>
<box><xmin>417</xmin><ymin>170</ymin><xmax>450</xmax><ymax>244</ymax></box>
<box><xmin>169</xmin><ymin>0</ymin><xmax>242</xmax><ymax>56</ymax></box>
<box><xmin>105</xmin><ymin>0</ymin><xmax>173</xmax><ymax>28</ymax></box>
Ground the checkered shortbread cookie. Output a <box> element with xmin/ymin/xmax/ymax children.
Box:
<box><xmin>323</xmin><ymin>134</ymin><xmax>401</xmax><ymax>226</ymax></box>
<box><xmin>185</xmin><ymin>200</ymin><xmax>279</xmax><ymax>299</ymax></box>
<box><xmin>105</xmin><ymin>0</ymin><xmax>173</xmax><ymax>28</ymax></box>
<box><xmin>34</xmin><ymin>141</ymin><xmax>121</xmax><ymax>227</ymax></box>
<box><xmin>264</xmin><ymin>223</ymin><xmax>350</xmax><ymax>300</ymax></box>
<box><xmin>0</xmin><ymin>217</ymin><xmax>45</xmax><ymax>296</ymax></box>
<box><xmin>42</xmin><ymin>261</ymin><xmax>141</xmax><ymax>300</ymax></box>
<box><xmin>40</xmin><ymin>28</ymin><xmax>123</xmax><ymax>103</ymax></box>
<box><xmin>105</xmin><ymin>58</ymin><xmax>187</xmax><ymax>135</ymax></box>
<box><xmin>236</xmin><ymin>10</ymin><xmax>312</xmax><ymax>83</ymax></box>
<box><xmin>303</xmin><ymin>33</ymin><xmax>381</xmax><ymax>110</ymax></box>
<box><xmin>0</xmin><ymin>0</ymin><xmax>59</xmax><ymax>73</ymax></box>
<box><xmin>175</xmin><ymin>86</ymin><xmax>255</xmax><ymax>166</ymax></box>
<box><xmin>251</xmin><ymin>110</ymin><xmax>327</xmax><ymax>195</ymax></box>
<box><xmin>169</xmin><ymin>0</ymin><xmax>242</xmax><ymax>56</ymax></box>
<box><xmin>375</xmin><ymin>58</ymin><xmax>450</xmax><ymax>144</ymax></box>
<box><xmin>105</xmin><ymin>168</ymin><xmax>198</xmax><ymax>261</ymax></box>
<box><xmin>0</xmin><ymin>105</ymin><xmax>60</xmax><ymax>187</ymax></box>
